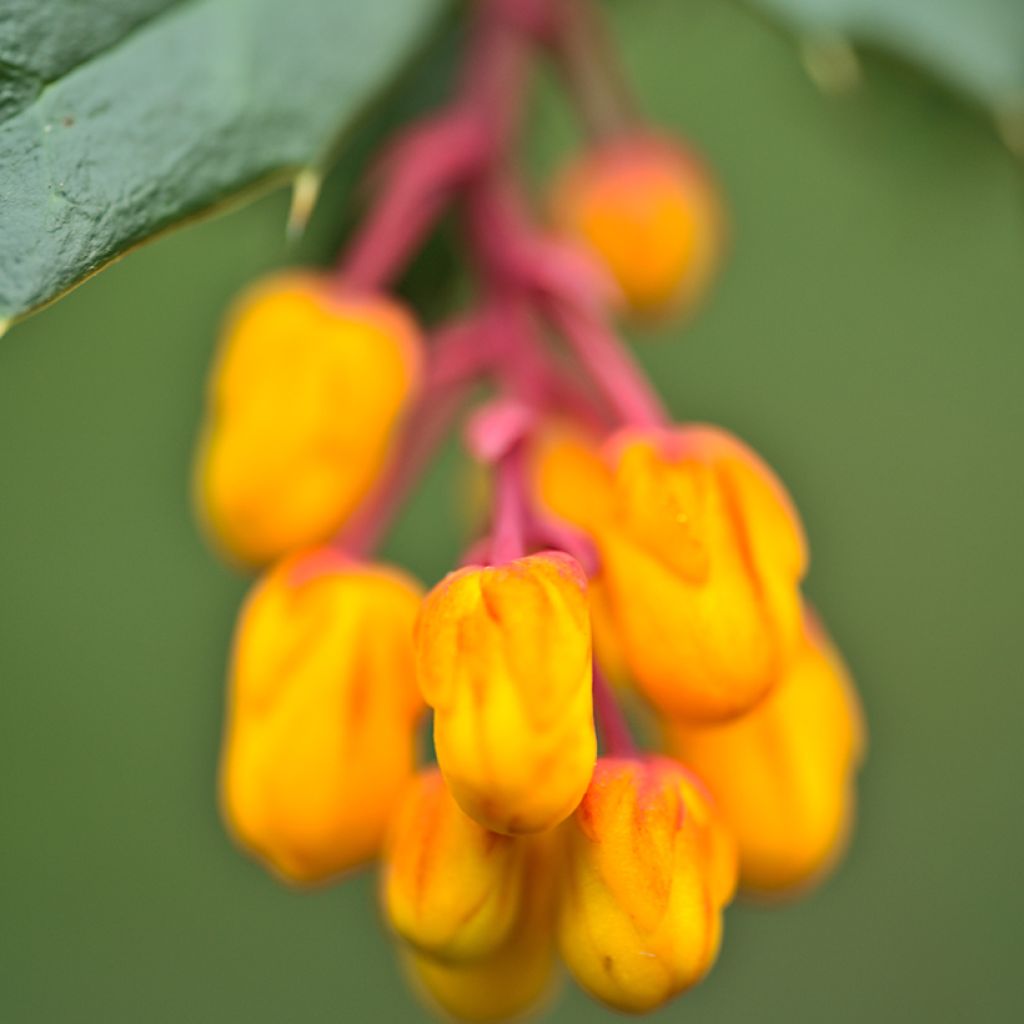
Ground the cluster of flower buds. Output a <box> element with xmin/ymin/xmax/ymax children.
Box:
<box><xmin>194</xmin><ymin>0</ymin><xmax>865</xmax><ymax>1019</ymax></box>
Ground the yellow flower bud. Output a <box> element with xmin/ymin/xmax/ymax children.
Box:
<box><xmin>529</xmin><ymin>420</ymin><xmax>613</xmax><ymax>528</ymax></box>
<box><xmin>382</xmin><ymin>769</ymin><xmax>529</xmax><ymax>961</ymax></box>
<box><xmin>415</xmin><ymin>552</ymin><xmax>597</xmax><ymax>835</ymax></box>
<box><xmin>405</xmin><ymin>837</ymin><xmax>559</xmax><ymax>1022</ymax></box>
<box><xmin>667</xmin><ymin>614</ymin><xmax>866</xmax><ymax>896</ymax></box>
<box><xmin>550</xmin><ymin>135</ymin><xmax>724</xmax><ymax>319</ymax></box>
<box><xmin>537</xmin><ymin>424</ymin><xmax>807</xmax><ymax>722</ymax></box>
<box><xmin>220</xmin><ymin>549</ymin><xmax>423</xmax><ymax>883</ymax></box>
<box><xmin>558</xmin><ymin>756</ymin><xmax>737</xmax><ymax>1013</ymax></box>
<box><xmin>195</xmin><ymin>273</ymin><xmax>422</xmax><ymax>566</ymax></box>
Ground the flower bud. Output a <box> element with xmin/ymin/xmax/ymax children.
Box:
<box><xmin>405</xmin><ymin>837</ymin><xmax>558</xmax><ymax>1022</ymax></box>
<box><xmin>415</xmin><ymin>551</ymin><xmax>597</xmax><ymax>835</ymax></box>
<box><xmin>529</xmin><ymin>421</ymin><xmax>613</xmax><ymax>528</ymax></box>
<box><xmin>667</xmin><ymin>614</ymin><xmax>865</xmax><ymax>895</ymax></box>
<box><xmin>550</xmin><ymin>135</ymin><xmax>724</xmax><ymax>318</ymax></box>
<box><xmin>220</xmin><ymin>549</ymin><xmax>423</xmax><ymax>883</ymax></box>
<box><xmin>195</xmin><ymin>273</ymin><xmax>422</xmax><ymax>566</ymax></box>
<box><xmin>539</xmin><ymin>424</ymin><xmax>806</xmax><ymax>722</ymax></box>
<box><xmin>382</xmin><ymin>769</ymin><xmax>529</xmax><ymax>961</ymax></box>
<box><xmin>558</xmin><ymin>757</ymin><xmax>737</xmax><ymax>1013</ymax></box>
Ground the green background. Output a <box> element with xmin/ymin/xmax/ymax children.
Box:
<box><xmin>1</xmin><ymin>0</ymin><xmax>1021</xmax><ymax>1021</ymax></box>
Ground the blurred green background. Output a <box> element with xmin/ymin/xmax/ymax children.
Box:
<box><xmin>2</xmin><ymin>0</ymin><xmax>1022</xmax><ymax>1021</ymax></box>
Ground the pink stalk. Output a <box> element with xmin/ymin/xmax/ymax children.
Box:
<box><xmin>463</xmin><ymin>179</ymin><xmax>611</xmax><ymax>309</ymax></box>
<box><xmin>481</xmin><ymin>278</ymin><xmax>614</xmax><ymax>430</ymax></box>
<box><xmin>488</xmin><ymin>0</ymin><xmax>558</xmax><ymax>39</ymax></box>
<box><xmin>338</xmin><ymin>112</ymin><xmax>491</xmax><ymax>292</ymax></box>
<box><xmin>545</xmin><ymin>0</ymin><xmax>641</xmax><ymax>140</ymax></box>
<box><xmin>466</xmin><ymin>396</ymin><xmax>536</xmax><ymax>463</ymax></box>
<box><xmin>463</xmin><ymin>175</ymin><xmax>661</xmax><ymax>429</ymax></box>
<box><xmin>337</xmin><ymin>0</ymin><xmax>535</xmax><ymax>296</ymax></box>
<box><xmin>460</xmin><ymin>0</ymin><xmax>532</xmax><ymax>159</ymax></box>
<box><xmin>541</xmin><ymin>367</ymin><xmax>614</xmax><ymax>433</ymax></box>
<box><xmin>546</xmin><ymin>296</ymin><xmax>668</xmax><ymax>428</ymax></box>
<box><xmin>489</xmin><ymin>444</ymin><xmax>528</xmax><ymax>565</ymax></box>
<box><xmin>335</xmin><ymin>0</ymin><xmax>666</xmax><ymax>567</ymax></box>
<box><xmin>427</xmin><ymin>314</ymin><xmax>499</xmax><ymax>388</ymax></box>
<box><xmin>592</xmin><ymin>661</ymin><xmax>636</xmax><ymax>757</ymax></box>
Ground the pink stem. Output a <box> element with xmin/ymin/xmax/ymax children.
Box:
<box><xmin>461</xmin><ymin>0</ymin><xmax>532</xmax><ymax>160</ymax></box>
<box><xmin>488</xmin><ymin>0</ymin><xmax>558</xmax><ymax>39</ymax></box>
<box><xmin>466</xmin><ymin>395</ymin><xmax>535</xmax><ymax>463</ymax></box>
<box><xmin>483</xmin><ymin>293</ymin><xmax>557</xmax><ymax>412</ymax></box>
<box><xmin>489</xmin><ymin>265</ymin><xmax>615</xmax><ymax>431</ymax></box>
<box><xmin>338</xmin><ymin>112</ymin><xmax>491</xmax><ymax>292</ymax></box>
<box><xmin>545</xmin><ymin>0</ymin><xmax>642</xmax><ymax>140</ymax></box>
<box><xmin>428</xmin><ymin>314</ymin><xmax>498</xmax><ymax>388</ymax></box>
<box><xmin>338</xmin><ymin>0</ymin><xmax>538</xmax><ymax>297</ymax></box>
<box><xmin>489</xmin><ymin>444</ymin><xmax>528</xmax><ymax>564</ymax></box>
<box><xmin>592</xmin><ymin>662</ymin><xmax>636</xmax><ymax>757</ymax></box>
<box><xmin>546</xmin><ymin>297</ymin><xmax>668</xmax><ymax>428</ymax></box>
<box><xmin>337</xmin><ymin>0</ymin><xmax>535</xmax><ymax>296</ymax></box>
<box><xmin>533</xmin><ymin>353</ymin><xmax>614</xmax><ymax>432</ymax></box>
<box><xmin>464</xmin><ymin>176</ymin><xmax>661</xmax><ymax>429</ymax></box>
<box><xmin>334</xmin><ymin>0</ymin><xmax>665</xmax><ymax>567</ymax></box>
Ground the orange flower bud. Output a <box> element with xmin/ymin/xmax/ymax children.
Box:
<box><xmin>538</xmin><ymin>424</ymin><xmax>806</xmax><ymax>722</ymax></box>
<box><xmin>529</xmin><ymin>421</ymin><xmax>613</xmax><ymax>528</ymax></box>
<box><xmin>220</xmin><ymin>549</ymin><xmax>423</xmax><ymax>883</ymax></box>
<box><xmin>195</xmin><ymin>273</ymin><xmax>422</xmax><ymax>566</ymax></box>
<box><xmin>382</xmin><ymin>769</ymin><xmax>529</xmax><ymax>961</ymax></box>
<box><xmin>551</xmin><ymin>135</ymin><xmax>724</xmax><ymax>318</ymax></box>
<box><xmin>558</xmin><ymin>757</ymin><xmax>737</xmax><ymax>1013</ymax></box>
<box><xmin>405</xmin><ymin>837</ymin><xmax>558</xmax><ymax>1022</ymax></box>
<box><xmin>667</xmin><ymin>614</ymin><xmax>866</xmax><ymax>895</ymax></box>
<box><xmin>415</xmin><ymin>552</ymin><xmax>597</xmax><ymax>835</ymax></box>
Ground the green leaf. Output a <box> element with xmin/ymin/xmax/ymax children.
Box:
<box><xmin>745</xmin><ymin>0</ymin><xmax>1024</xmax><ymax>109</ymax></box>
<box><xmin>0</xmin><ymin>0</ymin><xmax>448</xmax><ymax>325</ymax></box>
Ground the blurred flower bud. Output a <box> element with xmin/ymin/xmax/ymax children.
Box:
<box><xmin>538</xmin><ymin>424</ymin><xmax>806</xmax><ymax>722</ymax></box>
<box><xmin>220</xmin><ymin>549</ymin><xmax>423</xmax><ymax>883</ymax></box>
<box><xmin>195</xmin><ymin>273</ymin><xmax>422</xmax><ymax>566</ymax></box>
<box><xmin>405</xmin><ymin>837</ymin><xmax>558</xmax><ymax>1022</ymax></box>
<box><xmin>599</xmin><ymin>426</ymin><xmax>806</xmax><ymax>720</ymax></box>
<box><xmin>550</xmin><ymin>135</ymin><xmax>724</xmax><ymax>319</ymax></box>
<box><xmin>529</xmin><ymin>421</ymin><xmax>613</xmax><ymax>527</ymax></box>
<box><xmin>667</xmin><ymin>613</ymin><xmax>865</xmax><ymax>895</ymax></box>
<box><xmin>415</xmin><ymin>551</ymin><xmax>597</xmax><ymax>835</ymax></box>
<box><xmin>558</xmin><ymin>756</ymin><xmax>737</xmax><ymax>1013</ymax></box>
<box><xmin>382</xmin><ymin>769</ymin><xmax>529</xmax><ymax>961</ymax></box>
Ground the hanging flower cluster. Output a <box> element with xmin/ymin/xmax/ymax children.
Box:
<box><xmin>193</xmin><ymin>0</ymin><xmax>865</xmax><ymax>1018</ymax></box>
